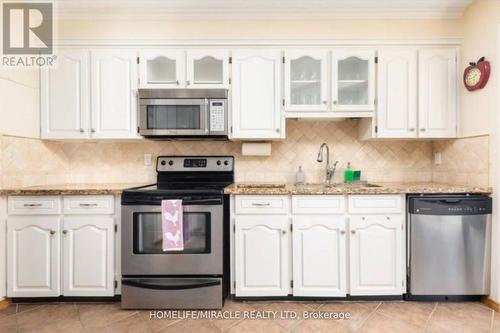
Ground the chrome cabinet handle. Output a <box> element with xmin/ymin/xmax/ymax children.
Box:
<box><xmin>322</xmin><ymin>101</ymin><xmax>327</xmax><ymax>105</ymax></box>
<box><xmin>409</xmin><ymin>128</ymin><xmax>415</xmax><ymax>132</ymax></box>
<box><xmin>186</xmin><ymin>80</ymin><xmax>190</xmax><ymax>85</ymax></box>
<box><xmin>251</xmin><ymin>202</ymin><xmax>271</xmax><ymax>207</ymax></box>
<box><xmin>176</xmin><ymin>80</ymin><xmax>180</xmax><ymax>85</ymax></box>
<box><xmin>79</xmin><ymin>128</ymin><xmax>84</xmax><ymax>133</ymax></box>
<box><xmin>333</xmin><ymin>100</ymin><xmax>338</xmax><ymax>105</ymax></box>
<box><xmin>24</xmin><ymin>203</ymin><xmax>42</xmax><ymax>207</ymax></box>
<box><xmin>62</xmin><ymin>230</ymin><xmax>67</xmax><ymax>235</ymax></box>
<box><xmin>282</xmin><ymin>230</ymin><xmax>286</xmax><ymax>235</ymax></box>
<box><xmin>91</xmin><ymin>128</ymin><xmax>96</xmax><ymax>133</ymax></box>
<box><xmin>340</xmin><ymin>230</ymin><xmax>346</xmax><ymax>235</ymax></box>
<box><xmin>79</xmin><ymin>203</ymin><xmax>98</xmax><ymax>207</ymax></box>
<box><xmin>50</xmin><ymin>230</ymin><xmax>56</xmax><ymax>235</ymax></box>
<box><xmin>275</xmin><ymin>128</ymin><xmax>280</xmax><ymax>133</ymax></box>
<box><xmin>420</xmin><ymin>128</ymin><xmax>426</xmax><ymax>132</ymax></box>
<box><xmin>351</xmin><ymin>230</ymin><xmax>356</xmax><ymax>235</ymax></box>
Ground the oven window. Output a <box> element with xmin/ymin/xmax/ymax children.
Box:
<box><xmin>147</xmin><ymin>105</ymin><xmax>201</xmax><ymax>130</ymax></box>
<box><xmin>133</xmin><ymin>212</ymin><xmax>211</xmax><ymax>254</ymax></box>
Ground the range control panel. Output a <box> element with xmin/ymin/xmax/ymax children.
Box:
<box><xmin>409</xmin><ymin>196</ymin><xmax>492</xmax><ymax>216</ymax></box>
<box><xmin>157</xmin><ymin>156</ymin><xmax>234</xmax><ymax>172</ymax></box>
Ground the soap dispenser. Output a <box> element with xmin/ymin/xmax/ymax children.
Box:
<box><xmin>295</xmin><ymin>166</ymin><xmax>305</xmax><ymax>184</ymax></box>
<box><xmin>344</xmin><ymin>162</ymin><xmax>354</xmax><ymax>183</ymax></box>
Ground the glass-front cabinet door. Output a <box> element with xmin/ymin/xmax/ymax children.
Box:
<box><xmin>139</xmin><ymin>50</ymin><xmax>185</xmax><ymax>88</ymax></box>
<box><xmin>284</xmin><ymin>50</ymin><xmax>328</xmax><ymax>112</ymax></box>
<box><xmin>186</xmin><ymin>50</ymin><xmax>229</xmax><ymax>88</ymax></box>
<box><xmin>331</xmin><ymin>50</ymin><xmax>375</xmax><ymax>112</ymax></box>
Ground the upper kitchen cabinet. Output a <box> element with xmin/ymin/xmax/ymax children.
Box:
<box><xmin>284</xmin><ymin>50</ymin><xmax>328</xmax><ymax>112</ymax></box>
<box><xmin>41</xmin><ymin>49</ymin><xmax>140</xmax><ymax>140</ymax></box>
<box><xmin>139</xmin><ymin>50</ymin><xmax>185</xmax><ymax>88</ymax></box>
<box><xmin>41</xmin><ymin>49</ymin><xmax>90</xmax><ymax>139</ymax></box>
<box><xmin>231</xmin><ymin>50</ymin><xmax>284</xmax><ymax>140</ymax></box>
<box><xmin>91</xmin><ymin>50</ymin><xmax>138</xmax><ymax>139</ymax></box>
<box><xmin>418</xmin><ymin>48</ymin><xmax>457</xmax><ymax>138</ymax></box>
<box><xmin>186</xmin><ymin>50</ymin><xmax>229</xmax><ymax>88</ymax></box>
<box><xmin>375</xmin><ymin>49</ymin><xmax>418</xmax><ymax>138</ymax></box>
<box><xmin>331</xmin><ymin>49</ymin><xmax>375</xmax><ymax>113</ymax></box>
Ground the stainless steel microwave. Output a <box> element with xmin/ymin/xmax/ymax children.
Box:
<box><xmin>138</xmin><ymin>89</ymin><xmax>228</xmax><ymax>138</ymax></box>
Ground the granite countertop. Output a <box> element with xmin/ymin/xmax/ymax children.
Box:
<box><xmin>0</xmin><ymin>183</ymin><xmax>149</xmax><ymax>196</ymax></box>
<box><xmin>224</xmin><ymin>182</ymin><xmax>493</xmax><ymax>195</ymax></box>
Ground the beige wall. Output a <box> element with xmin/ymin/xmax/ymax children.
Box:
<box><xmin>1</xmin><ymin>120</ymin><xmax>435</xmax><ymax>188</ymax></box>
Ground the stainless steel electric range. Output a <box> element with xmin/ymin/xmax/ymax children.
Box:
<box><xmin>120</xmin><ymin>156</ymin><xmax>234</xmax><ymax>309</ymax></box>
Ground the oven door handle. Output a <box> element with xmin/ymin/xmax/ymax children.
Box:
<box><xmin>122</xmin><ymin>278</ymin><xmax>221</xmax><ymax>290</ymax></box>
<box><xmin>183</xmin><ymin>198</ymin><xmax>223</xmax><ymax>205</ymax></box>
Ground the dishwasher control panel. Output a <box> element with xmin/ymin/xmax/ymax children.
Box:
<box><xmin>409</xmin><ymin>196</ymin><xmax>492</xmax><ymax>215</ymax></box>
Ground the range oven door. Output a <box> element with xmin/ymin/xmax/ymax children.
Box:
<box><xmin>139</xmin><ymin>98</ymin><xmax>208</xmax><ymax>136</ymax></box>
<box><xmin>122</xmin><ymin>198</ymin><xmax>222</xmax><ymax>275</ymax></box>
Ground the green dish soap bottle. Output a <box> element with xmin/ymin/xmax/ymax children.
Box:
<box><xmin>344</xmin><ymin>162</ymin><xmax>354</xmax><ymax>183</ymax></box>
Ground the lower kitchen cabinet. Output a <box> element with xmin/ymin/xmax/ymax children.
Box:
<box><xmin>7</xmin><ymin>217</ymin><xmax>61</xmax><ymax>297</ymax></box>
<box><xmin>292</xmin><ymin>216</ymin><xmax>347</xmax><ymax>297</ymax></box>
<box><xmin>62</xmin><ymin>217</ymin><xmax>115</xmax><ymax>296</ymax></box>
<box><xmin>234</xmin><ymin>215</ymin><xmax>290</xmax><ymax>296</ymax></box>
<box><xmin>349</xmin><ymin>215</ymin><xmax>404</xmax><ymax>295</ymax></box>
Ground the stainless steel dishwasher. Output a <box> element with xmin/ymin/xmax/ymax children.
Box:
<box><xmin>407</xmin><ymin>195</ymin><xmax>492</xmax><ymax>301</ymax></box>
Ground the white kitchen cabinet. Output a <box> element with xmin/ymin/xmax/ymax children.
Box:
<box><xmin>139</xmin><ymin>50</ymin><xmax>185</xmax><ymax>88</ymax></box>
<box><xmin>231</xmin><ymin>50</ymin><xmax>283</xmax><ymax>139</ymax></box>
<box><xmin>186</xmin><ymin>50</ymin><xmax>229</xmax><ymax>88</ymax></box>
<box><xmin>332</xmin><ymin>49</ymin><xmax>375</xmax><ymax>112</ymax></box>
<box><xmin>41</xmin><ymin>49</ymin><xmax>90</xmax><ymax>139</ymax></box>
<box><xmin>7</xmin><ymin>217</ymin><xmax>61</xmax><ymax>297</ymax></box>
<box><xmin>284</xmin><ymin>50</ymin><xmax>328</xmax><ymax>112</ymax></box>
<box><xmin>376</xmin><ymin>49</ymin><xmax>418</xmax><ymax>138</ymax></box>
<box><xmin>418</xmin><ymin>48</ymin><xmax>457</xmax><ymax>138</ymax></box>
<box><xmin>349</xmin><ymin>215</ymin><xmax>404</xmax><ymax>296</ymax></box>
<box><xmin>0</xmin><ymin>198</ymin><xmax>6</xmax><ymax>300</ymax></box>
<box><xmin>292</xmin><ymin>216</ymin><xmax>347</xmax><ymax>297</ymax></box>
<box><xmin>62</xmin><ymin>217</ymin><xmax>114</xmax><ymax>296</ymax></box>
<box><xmin>91</xmin><ymin>50</ymin><xmax>139</xmax><ymax>139</ymax></box>
<box><xmin>234</xmin><ymin>215</ymin><xmax>289</xmax><ymax>296</ymax></box>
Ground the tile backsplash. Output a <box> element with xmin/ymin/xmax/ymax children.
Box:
<box><xmin>0</xmin><ymin>121</ymin><xmax>489</xmax><ymax>188</ymax></box>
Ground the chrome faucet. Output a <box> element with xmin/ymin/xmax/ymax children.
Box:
<box><xmin>317</xmin><ymin>143</ymin><xmax>339</xmax><ymax>185</ymax></box>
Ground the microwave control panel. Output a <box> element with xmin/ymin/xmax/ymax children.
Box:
<box><xmin>209</xmin><ymin>100</ymin><xmax>226</xmax><ymax>132</ymax></box>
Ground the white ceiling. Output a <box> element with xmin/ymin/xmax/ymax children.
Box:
<box><xmin>54</xmin><ymin>0</ymin><xmax>475</xmax><ymax>20</ymax></box>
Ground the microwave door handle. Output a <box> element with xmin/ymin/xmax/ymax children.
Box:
<box><xmin>205</xmin><ymin>99</ymin><xmax>209</xmax><ymax>134</ymax></box>
<box><xmin>122</xmin><ymin>279</ymin><xmax>221</xmax><ymax>290</ymax></box>
<box><xmin>183</xmin><ymin>198</ymin><xmax>223</xmax><ymax>205</ymax></box>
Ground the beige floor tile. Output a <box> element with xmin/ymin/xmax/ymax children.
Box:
<box><xmin>225</xmin><ymin>319</ymin><xmax>285</xmax><ymax>333</ymax></box>
<box><xmin>358</xmin><ymin>312</ymin><xmax>420</xmax><ymax>333</ymax></box>
<box><xmin>492</xmin><ymin>310</ymin><xmax>500</xmax><ymax>332</ymax></box>
<box><xmin>426</xmin><ymin>302</ymin><xmax>492</xmax><ymax>333</ymax></box>
<box><xmin>77</xmin><ymin>303</ymin><xmax>137</xmax><ymax>329</ymax></box>
<box><xmin>105</xmin><ymin>312</ymin><xmax>153</xmax><ymax>333</ymax></box>
<box><xmin>318</xmin><ymin>301</ymin><xmax>379</xmax><ymax>331</ymax></box>
<box><xmin>376</xmin><ymin>301</ymin><xmax>435</xmax><ymax>330</ymax></box>
<box><xmin>16</xmin><ymin>303</ymin><xmax>82</xmax><ymax>333</ymax></box>
<box><xmin>210</xmin><ymin>300</ymin><xmax>254</xmax><ymax>331</ymax></box>
<box><xmin>0</xmin><ymin>304</ymin><xmax>17</xmax><ymax>318</ymax></box>
<box><xmin>136</xmin><ymin>311</ymin><xmax>181</xmax><ymax>332</ymax></box>
<box><xmin>0</xmin><ymin>314</ymin><xmax>18</xmax><ymax>333</ymax></box>
<box><xmin>245</xmin><ymin>301</ymin><xmax>314</xmax><ymax>330</ymax></box>
<box><xmin>16</xmin><ymin>303</ymin><xmax>46</xmax><ymax>314</ymax></box>
<box><xmin>157</xmin><ymin>319</ymin><xmax>221</xmax><ymax>333</ymax></box>
<box><xmin>291</xmin><ymin>319</ymin><xmax>351</xmax><ymax>333</ymax></box>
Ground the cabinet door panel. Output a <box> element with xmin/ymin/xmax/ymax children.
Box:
<box><xmin>235</xmin><ymin>215</ymin><xmax>289</xmax><ymax>296</ymax></box>
<box><xmin>377</xmin><ymin>49</ymin><xmax>417</xmax><ymax>138</ymax></box>
<box><xmin>41</xmin><ymin>50</ymin><xmax>89</xmax><ymax>139</ymax></box>
<box><xmin>349</xmin><ymin>215</ymin><xmax>404</xmax><ymax>295</ymax></box>
<box><xmin>293</xmin><ymin>216</ymin><xmax>346</xmax><ymax>296</ymax></box>
<box><xmin>7</xmin><ymin>217</ymin><xmax>60</xmax><ymax>297</ymax></box>
<box><xmin>418</xmin><ymin>48</ymin><xmax>457</xmax><ymax>138</ymax></box>
<box><xmin>63</xmin><ymin>217</ymin><xmax>114</xmax><ymax>296</ymax></box>
<box><xmin>332</xmin><ymin>49</ymin><xmax>375</xmax><ymax>112</ymax></box>
<box><xmin>285</xmin><ymin>50</ymin><xmax>328</xmax><ymax>112</ymax></box>
<box><xmin>91</xmin><ymin>50</ymin><xmax>138</xmax><ymax>139</ymax></box>
<box><xmin>139</xmin><ymin>50</ymin><xmax>185</xmax><ymax>88</ymax></box>
<box><xmin>186</xmin><ymin>50</ymin><xmax>229</xmax><ymax>88</ymax></box>
<box><xmin>231</xmin><ymin>50</ymin><xmax>282</xmax><ymax>139</ymax></box>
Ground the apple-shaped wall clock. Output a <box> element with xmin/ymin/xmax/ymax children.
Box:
<box><xmin>463</xmin><ymin>57</ymin><xmax>490</xmax><ymax>91</ymax></box>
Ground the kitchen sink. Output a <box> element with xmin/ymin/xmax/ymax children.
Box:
<box><xmin>236</xmin><ymin>184</ymin><xmax>286</xmax><ymax>189</ymax></box>
<box><xmin>295</xmin><ymin>182</ymin><xmax>382</xmax><ymax>188</ymax></box>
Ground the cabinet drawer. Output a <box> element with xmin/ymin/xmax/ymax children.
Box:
<box><xmin>235</xmin><ymin>195</ymin><xmax>288</xmax><ymax>214</ymax></box>
<box><xmin>348</xmin><ymin>195</ymin><xmax>402</xmax><ymax>214</ymax></box>
<box><xmin>8</xmin><ymin>196</ymin><xmax>61</xmax><ymax>215</ymax></box>
<box><xmin>63</xmin><ymin>196</ymin><xmax>114</xmax><ymax>215</ymax></box>
<box><xmin>292</xmin><ymin>195</ymin><xmax>345</xmax><ymax>214</ymax></box>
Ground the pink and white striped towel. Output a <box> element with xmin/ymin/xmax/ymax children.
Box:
<box><xmin>161</xmin><ymin>199</ymin><xmax>184</xmax><ymax>251</ymax></box>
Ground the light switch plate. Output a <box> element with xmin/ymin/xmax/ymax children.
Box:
<box><xmin>144</xmin><ymin>154</ymin><xmax>152</xmax><ymax>166</ymax></box>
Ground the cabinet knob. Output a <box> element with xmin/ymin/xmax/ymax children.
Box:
<box><xmin>62</xmin><ymin>230</ymin><xmax>68</xmax><ymax>235</ymax></box>
<box><xmin>409</xmin><ymin>128</ymin><xmax>415</xmax><ymax>132</ymax></box>
<box><xmin>79</xmin><ymin>128</ymin><xmax>84</xmax><ymax>133</ymax></box>
<box><xmin>276</xmin><ymin>128</ymin><xmax>280</xmax><ymax>133</ymax></box>
<box><xmin>386</xmin><ymin>216</ymin><xmax>391</xmax><ymax>220</ymax></box>
<box><xmin>340</xmin><ymin>230</ymin><xmax>346</xmax><ymax>235</ymax></box>
<box><xmin>351</xmin><ymin>230</ymin><xmax>356</xmax><ymax>235</ymax></box>
<box><xmin>91</xmin><ymin>128</ymin><xmax>96</xmax><ymax>133</ymax></box>
<box><xmin>361</xmin><ymin>216</ymin><xmax>365</xmax><ymax>220</ymax></box>
<box><xmin>420</xmin><ymin>128</ymin><xmax>426</xmax><ymax>132</ymax></box>
<box><xmin>176</xmin><ymin>80</ymin><xmax>180</xmax><ymax>85</ymax></box>
<box><xmin>282</xmin><ymin>230</ymin><xmax>287</xmax><ymax>235</ymax></box>
<box><xmin>186</xmin><ymin>80</ymin><xmax>190</xmax><ymax>85</ymax></box>
<box><xmin>333</xmin><ymin>100</ymin><xmax>338</xmax><ymax>105</ymax></box>
<box><xmin>50</xmin><ymin>230</ymin><xmax>56</xmax><ymax>235</ymax></box>
<box><xmin>322</xmin><ymin>101</ymin><xmax>327</xmax><ymax>105</ymax></box>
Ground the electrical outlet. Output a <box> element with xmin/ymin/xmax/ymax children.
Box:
<box><xmin>144</xmin><ymin>154</ymin><xmax>152</xmax><ymax>166</ymax></box>
<box><xmin>434</xmin><ymin>152</ymin><xmax>442</xmax><ymax>166</ymax></box>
